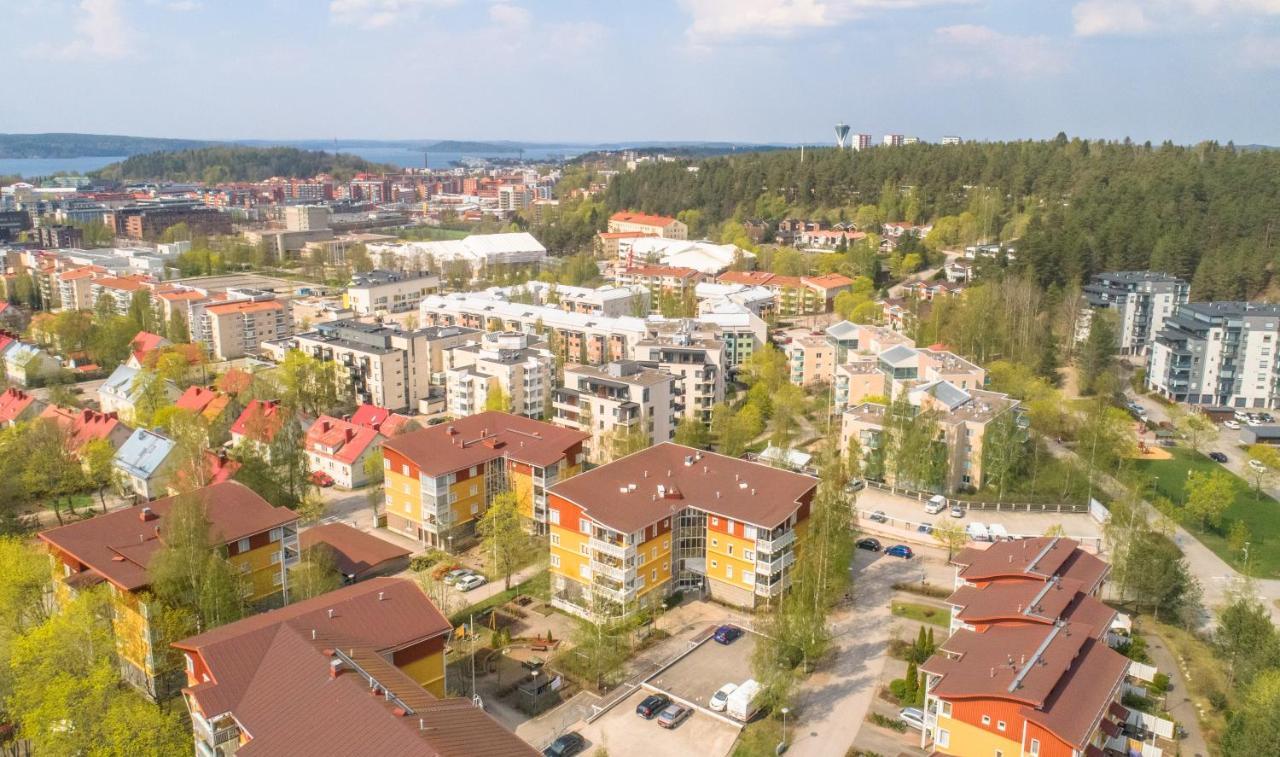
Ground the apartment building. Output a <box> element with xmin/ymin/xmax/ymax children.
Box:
<box><xmin>292</xmin><ymin>320</ymin><xmax>477</xmax><ymax>412</ymax></box>
<box><xmin>56</xmin><ymin>266</ymin><xmax>106</xmax><ymax>310</ymax></box>
<box><xmin>202</xmin><ymin>297</ymin><xmax>292</xmax><ymax>360</ymax></box>
<box><xmin>444</xmin><ymin>331</ymin><xmax>553</xmax><ymax>419</ymax></box>
<box><xmin>596</xmin><ymin>230</ymin><xmax>654</xmax><ymax>258</ymax></box>
<box><xmin>1083</xmin><ymin>271</ymin><xmax>1190</xmax><ymax>355</ymax></box>
<box><xmin>613</xmin><ymin>265</ymin><xmax>705</xmax><ymax>311</ymax></box>
<box><xmin>90</xmin><ymin>275</ymin><xmax>153</xmax><ymax>316</ymax></box>
<box><xmin>787</xmin><ymin>336</ymin><xmax>836</xmax><ymax>387</ymax></box>
<box><xmin>841</xmin><ymin>380</ymin><xmax>1021</xmax><ymax>492</ymax></box>
<box><xmin>607</xmin><ymin>211</ymin><xmax>688</xmax><ymax>240</ymax></box>
<box><xmin>546</xmin><ymin>444</ymin><xmax>816</xmax><ymax>621</ymax></box>
<box><xmin>552</xmin><ymin>361</ymin><xmax>678</xmax><ymax>460</ymax></box>
<box><xmin>346</xmin><ymin>269</ymin><xmax>440</xmax><ymax>315</ymax></box>
<box><xmin>827</xmin><ymin>329</ymin><xmax>984</xmax><ymax>410</ymax></box>
<box><xmin>382</xmin><ymin>412</ymin><xmax>588</xmax><ymax>546</ymax></box>
<box><xmin>172</xmin><ymin>578</ymin><xmax>533</xmax><ymax>756</ymax></box>
<box><xmin>514</xmin><ymin>280</ymin><xmax>648</xmax><ymax>318</ymax></box>
<box><xmin>1147</xmin><ymin>301</ymin><xmax>1280</xmax><ymax>409</ymax></box>
<box><xmin>920</xmin><ymin>538</ymin><xmax>1143</xmax><ymax>757</ymax></box>
<box><xmin>634</xmin><ymin>327</ymin><xmax>725</xmax><ymax>424</ymax></box>
<box><xmin>283</xmin><ymin>203</ymin><xmax>331</xmax><ymax>231</ymax></box>
<box><xmin>716</xmin><ymin>271</ymin><xmax>853</xmax><ymax>316</ymax></box>
<box><xmin>39</xmin><ymin>482</ymin><xmax>299</xmax><ymax>698</ymax></box>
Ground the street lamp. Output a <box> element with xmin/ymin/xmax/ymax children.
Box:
<box><xmin>776</xmin><ymin>706</ymin><xmax>790</xmax><ymax>755</ymax></box>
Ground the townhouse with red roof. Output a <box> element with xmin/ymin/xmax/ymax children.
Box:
<box><xmin>229</xmin><ymin>399</ymin><xmax>286</xmax><ymax>458</ymax></box>
<box><xmin>38</xmin><ymin>405</ymin><xmax>134</xmax><ymax>452</ymax></box>
<box><xmin>0</xmin><ymin>386</ymin><xmax>45</xmax><ymax>426</ymax></box>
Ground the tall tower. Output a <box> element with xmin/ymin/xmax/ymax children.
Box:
<box><xmin>834</xmin><ymin>123</ymin><xmax>851</xmax><ymax>150</ymax></box>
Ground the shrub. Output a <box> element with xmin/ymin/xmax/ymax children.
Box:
<box><xmin>891</xmin><ymin>582</ymin><xmax>951</xmax><ymax>599</ymax></box>
<box><xmin>867</xmin><ymin>713</ymin><xmax>907</xmax><ymax>733</ymax></box>
<box><xmin>889</xmin><ymin>679</ymin><xmax>911</xmax><ymax>702</ymax></box>
<box><xmin>1151</xmin><ymin>672</ymin><xmax>1171</xmax><ymax>695</ymax></box>
<box><xmin>664</xmin><ymin>590</ymin><xmax>684</xmax><ymax>609</ymax></box>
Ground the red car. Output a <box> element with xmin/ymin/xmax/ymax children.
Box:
<box><xmin>310</xmin><ymin>471</ymin><xmax>335</xmax><ymax>487</ymax></box>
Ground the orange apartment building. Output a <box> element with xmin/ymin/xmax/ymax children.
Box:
<box><xmin>173</xmin><ymin>577</ymin><xmax>535</xmax><ymax>756</ymax></box>
<box><xmin>921</xmin><ymin>538</ymin><xmax>1155</xmax><ymax>757</ymax></box>
<box><xmin>607</xmin><ymin>211</ymin><xmax>688</xmax><ymax>240</ymax></box>
<box><xmin>38</xmin><ymin>481</ymin><xmax>299</xmax><ymax>699</ymax></box>
<box><xmin>381</xmin><ymin>412</ymin><xmax>588</xmax><ymax>547</ymax></box>
<box><xmin>545</xmin><ymin>443</ymin><xmax>816</xmax><ymax>621</ymax></box>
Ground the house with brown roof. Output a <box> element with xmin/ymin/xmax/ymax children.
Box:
<box><xmin>38</xmin><ymin>481</ymin><xmax>299</xmax><ymax>698</ymax></box>
<box><xmin>546</xmin><ymin>443</ymin><xmax>817</xmax><ymax>621</ymax></box>
<box><xmin>172</xmin><ymin>578</ymin><xmax>535</xmax><ymax>756</ymax></box>
<box><xmin>382</xmin><ymin>412</ymin><xmax>588</xmax><ymax>548</ymax></box>
<box><xmin>300</xmin><ymin>522</ymin><xmax>411</xmax><ymax>582</ymax></box>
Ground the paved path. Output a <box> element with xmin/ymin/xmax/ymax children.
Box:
<box><xmin>1141</xmin><ymin>623</ymin><xmax>1210</xmax><ymax>757</ymax></box>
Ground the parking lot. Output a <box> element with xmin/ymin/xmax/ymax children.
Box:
<box><xmin>646</xmin><ymin>631</ymin><xmax>757</xmax><ymax>711</ymax></box>
<box><xmin>576</xmin><ymin>688</ymin><xmax>743</xmax><ymax>757</ymax></box>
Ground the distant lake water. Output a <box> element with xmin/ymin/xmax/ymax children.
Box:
<box><xmin>333</xmin><ymin>145</ymin><xmax>591</xmax><ymax>169</ymax></box>
<box><xmin>0</xmin><ymin>156</ymin><xmax>125</xmax><ymax>178</ymax></box>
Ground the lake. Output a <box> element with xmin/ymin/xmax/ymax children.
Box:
<box><xmin>0</xmin><ymin>156</ymin><xmax>125</xmax><ymax>178</ymax></box>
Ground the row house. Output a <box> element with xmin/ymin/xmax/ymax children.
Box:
<box><xmin>546</xmin><ymin>444</ymin><xmax>816</xmax><ymax>622</ymax></box>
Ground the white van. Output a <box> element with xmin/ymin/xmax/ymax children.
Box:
<box><xmin>966</xmin><ymin>522</ymin><xmax>991</xmax><ymax>542</ymax></box>
<box><xmin>925</xmin><ymin>495</ymin><xmax>947</xmax><ymax>515</ymax></box>
<box><xmin>988</xmin><ymin>523</ymin><xmax>1010</xmax><ymax>541</ymax></box>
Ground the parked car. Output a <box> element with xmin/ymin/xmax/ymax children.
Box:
<box><xmin>949</xmin><ymin>504</ymin><xmax>966</xmax><ymax>519</ymax></box>
<box><xmin>1235</xmin><ymin>411</ymin><xmax>1249</xmax><ymax>422</ymax></box>
<box><xmin>899</xmin><ymin>707</ymin><xmax>926</xmax><ymax>731</ymax></box>
<box><xmin>543</xmin><ymin>732</ymin><xmax>586</xmax><ymax>757</ymax></box>
<box><xmin>456</xmin><ymin>574</ymin><xmax>487</xmax><ymax>592</ymax></box>
<box><xmin>917</xmin><ymin>523</ymin><xmax>934</xmax><ymax>535</ymax></box>
<box><xmin>1261</xmin><ymin>413</ymin><xmax>1275</xmax><ymax>423</ymax></box>
<box><xmin>1209</xmin><ymin>452</ymin><xmax>1229</xmax><ymax>463</ymax></box>
<box><xmin>925</xmin><ymin>495</ymin><xmax>947</xmax><ymax>515</ymax></box>
<box><xmin>710</xmin><ymin>683</ymin><xmax>738</xmax><ymax>712</ymax></box>
<box><xmin>868</xmin><ymin>510</ymin><xmax>888</xmax><ymax>523</ymax></box>
<box><xmin>856</xmin><ymin>537</ymin><xmax>882</xmax><ymax>552</ymax></box>
<box><xmin>310</xmin><ymin>470</ymin><xmax>334</xmax><ymax>487</ymax></box>
<box><xmin>845</xmin><ymin>478</ymin><xmax>867</xmax><ymax>493</ymax></box>
<box><xmin>1249</xmin><ymin>459</ymin><xmax>1267</xmax><ymax>473</ymax></box>
<box><xmin>988</xmin><ymin>523</ymin><xmax>1010</xmax><ymax>541</ymax></box>
<box><xmin>1225</xmin><ymin>420</ymin><xmax>1241</xmax><ymax>430</ymax></box>
<box><xmin>442</xmin><ymin>568</ymin><xmax>472</xmax><ymax>585</ymax></box>
<box><xmin>967</xmin><ymin>522</ymin><xmax>992</xmax><ymax>542</ymax></box>
<box><xmin>713</xmin><ymin>625</ymin><xmax>744</xmax><ymax>645</ymax></box>
<box><xmin>636</xmin><ymin>694</ymin><xmax>670</xmax><ymax>719</ymax></box>
<box><xmin>657</xmin><ymin>703</ymin><xmax>691</xmax><ymax>729</ymax></box>
<box><xmin>885</xmin><ymin>544</ymin><xmax>914</xmax><ymax>559</ymax></box>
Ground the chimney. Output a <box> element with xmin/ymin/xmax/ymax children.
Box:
<box><xmin>327</xmin><ymin>608</ymin><xmax>335</xmax><ymax>619</ymax></box>
<box><xmin>311</xmin><ymin>629</ymin><xmax>316</xmax><ymax>640</ymax></box>
<box><xmin>139</xmin><ymin>507</ymin><xmax>157</xmax><ymax>522</ymax></box>
<box><xmin>329</xmin><ymin>658</ymin><xmax>342</xmax><ymax>678</ymax></box>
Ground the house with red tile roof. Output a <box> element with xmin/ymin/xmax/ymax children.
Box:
<box><xmin>125</xmin><ymin>331</ymin><xmax>171</xmax><ymax>368</ymax></box>
<box><xmin>0</xmin><ymin>386</ymin><xmax>45</xmax><ymax>426</ymax></box>
<box><xmin>349</xmin><ymin>402</ymin><xmax>415</xmax><ymax>437</ymax></box>
<box><xmin>304</xmin><ymin>415</ymin><xmax>385</xmax><ymax>488</ymax></box>
<box><xmin>172</xmin><ymin>578</ymin><xmax>535</xmax><ymax>756</ymax></box>
<box><xmin>165</xmin><ymin>449</ymin><xmax>241</xmax><ymax>495</ymax></box>
<box><xmin>229</xmin><ymin>399</ymin><xmax>286</xmax><ymax>457</ymax></box>
<box><xmin>39</xmin><ymin>481</ymin><xmax>298</xmax><ymax>698</ymax></box>
<box><xmin>37</xmin><ymin>405</ymin><xmax>133</xmax><ymax>451</ymax></box>
<box><xmin>607</xmin><ymin>210</ymin><xmax>688</xmax><ymax>240</ymax></box>
<box><xmin>300</xmin><ymin>523</ymin><xmax>411</xmax><ymax>582</ymax></box>
<box><xmin>174</xmin><ymin>385</ymin><xmax>235</xmax><ymax>428</ymax></box>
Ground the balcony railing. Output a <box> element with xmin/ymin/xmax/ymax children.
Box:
<box><xmin>756</xmin><ymin>550</ymin><xmax>796</xmax><ymax>575</ymax></box>
<box><xmin>756</xmin><ymin>529</ymin><xmax>796</xmax><ymax>554</ymax></box>
<box><xmin>590</xmin><ymin>538</ymin><xmax>630</xmax><ymax>560</ymax></box>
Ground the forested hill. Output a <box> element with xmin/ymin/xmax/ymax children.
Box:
<box><xmin>603</xmin><ymin>137</ymin><xmax>1280</xmax><ymax>299</ymax></box>
<box><xmin>93</xmin><ymin>146</ymin><xmax>394</xmax><ymax>183</ymax></box>
<box><xmin>0</xmin><ymin>132</ymin><xmax>213</xmax><ymax>158</ymax></box>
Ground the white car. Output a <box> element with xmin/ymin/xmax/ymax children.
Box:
<box><xmin>456</xmin><ymin>574</ymin><xmax>488</xmax><ymax>592</ymax></box>
<box><xmin>1224</xmin><ymin>421</ymin><xmax>1241</xmax><ymax>430</ymax></box>
<box><xmin>1249</xmin><ymin>459</ymin><xmax>1267</xmax><ymax>473</ymax></box>
<box><xmin>899</xmin><ymin>707</ymin><xmax>926</xmax><ymax>731</ymax></box>
<box><xmin>709</xmin><ymin>683</ymin><xmax>738</xmax><ymax>712</ymax></box>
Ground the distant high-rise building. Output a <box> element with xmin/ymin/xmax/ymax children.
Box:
<box><xmin>903</xmin><ymin>136</ymin><xmax>920</xmax><ymax>145</ymax></box>
<box><xmin>883</xmin><ymin>134</ymin><xmax>905</xmax><ymax>147</ymax></box>
<box><xmin>834</xmin><ymin>122</ymin><xmax>851</xmax><ymax>150</ymax></box>
<box><xmin>942</xmin><ymin>136</ymin><xmax>962</xmax><ymax>145</ymax></box>
<box><xmin>852</xmin><ymin>133</ymin><xmax>872</xmax><ymax>151</ymax></box>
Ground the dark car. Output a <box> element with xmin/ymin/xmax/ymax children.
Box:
<box><xmin>713</xmin><ymin>625</ymin><xmax>744</xmax><ymax>645</ymax></box>
<box><xmin>1209</xmin><ymin>452</ymin><xmax>1229</xmax><ymax>463</ymax></box>
<box><xmin>543</xmin><ymin>732</ymin><xmax>586</xmax><ymax>757</ymax></box>
<box><xmin>636</xmin><ymin>694</ymin><xmax>670</xmax><ymax>719</ymax></box>
<box><xmin>885</xmin><ymin>544</ymin><xmax>914</xmax><ymax>559</ymax></box>
<box><xmin>869</xmin><ymin>510</ymin><xmax>888</xmax><ymax>523</ymax></box>
<box><xmin>917</xmin><ymin>523</ymin><xmax>934</xmax><ymax>535</ymax></box>
<box><xmin>856</xmin><ymin>537</ymin><xmax>882</xmax><ymax>552</ymax></box>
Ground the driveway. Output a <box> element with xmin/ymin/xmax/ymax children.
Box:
<box><xmin>576</xmin><ymin>688</ymin><xmax>741</xmax><ymax>757</ymax></box>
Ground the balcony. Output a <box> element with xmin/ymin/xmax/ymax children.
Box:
<box><xmin>590</xmin><ymin>537</ymin><xmax>630</xmax><ymax>560</ymax></box>
<box><xmin>756</xmin><ymin>528</ymin><xmax>797</xmax><ymax>554</ymax></box>
<box><xmin>590</xmin><ymin>558</ymin><xmax>633</xmax><ymax>583</ymax></box>
<box><xmin>756</xmin><ymin>550</ymin><xmax>796</xmax><ymax>575</ymax></box>
<box><xmin>592</xmin><ymin>580</ymin><xmax>634</xmax><ymax>603</ymax></box>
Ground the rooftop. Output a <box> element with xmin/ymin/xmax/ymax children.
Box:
<box><xmin>549</xmin><ymin>442</ymin><xmax>817</xmax><ymax>532</ymax></box>
<box><xmin>953</xmin><ymin>537</ymin><xmax>1109</xmax><ymax>592</ymax></box>
<box><xmin>113</xmin><ymin>427</ymin><xmax>177</xmax><ymax>480</ymax></box>
<box><xmin>383</xmin><ymin>411</ymin><xmax>588</xmax><ymax>477</ymax></box>
<box><xmin>300</xmin><ymin>523</ymin><xmax>411</xmax><ymax>579</ymax></box>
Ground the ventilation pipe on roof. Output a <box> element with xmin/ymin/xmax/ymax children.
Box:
<box><xmin>329</xmin><ymin>658</ymin><xmax>342</xmax><ymax>678</ymax></box>
<box><xmin>327</xmin><ymin>608</ymin><xmax>335</xmax><ymax>619</ymax></box>
<box><xmin>378</xmin><ymin>591</ymin><xmax>385</xmax><ymax>601</ymax></box>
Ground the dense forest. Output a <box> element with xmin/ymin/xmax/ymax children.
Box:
<box><xmin>92</xmin><ymin>146</ymin><xmax>393</xmax><ymax>183</ymax></box>
<box><xmin>603</xmin><ymin>136</ymin><xmax>1280</xmax><ymax>299</ymax></box>
<box><xmin>0</xmin><ymin>132</ymin><xmax>213</xmax><ymax>158</ymax></box>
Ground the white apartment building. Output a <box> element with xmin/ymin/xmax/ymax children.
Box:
<box><xmin>552</xmin><ymin>361</ymin><xmax>678</xmax><ymax>460</ymax></box>
<box><xmin>1083</xmin><ymin>271</ymin><xmax>1190</xmax><ymax>355</ymax></box>
<box><xmin>444</xmin><ymin>331</ymin><xmax>553</xmax><ymax>419</ymax></box>
<box><xmin>345</xmin><ymin>270</ymin><xmax>440</xmax><ymax>315</ymax></box>
<box><xmin>634</xmin><ymin>326</ymin><xmax>725</xmax><ymax>424</ymax></box>
<box><xmin>201</xmin><ymin>295</ymin><xmax>293</xmax><ymax>361</ymax></box>
<box><xmin>284</xmin><ymin>205</ymin><xmax>331</xmax><ymax>231</ymax></box>
<box><xmin>1147</xmin><ymin>302</ymin><xmax>1280</xmax><ymax>409</ymax></box>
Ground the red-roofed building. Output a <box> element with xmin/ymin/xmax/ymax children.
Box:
<box><xmin>715</xmin><ymin>271</ymin><xmax>853</xmax><ymax>315</ymax></box>
<box><xmin>217</xmin><ymin>367</ymin><xmax>254</xmax><ymax>396</ymax></box>
<box><xmin>38</xmin><ymin>405</ymin><xmax>133</xmax><ymax>452</ymax></box>
<box><xmin>300</xmin><ymin>523</ymin><xmax>411</xmax><ymax>582</ymax></box>
<box><xmin>201</xmin><ymin>297</ymin><xmax>292</xmax><ymax>360</ymax></box>
<box><xmin>0</xmin><ymin>386</ymin><xmax>44</xmax><ymax>426</ymax></box>
<box><xmin>608</xmin><ymin>211</ymin><xmax>687</xmax><ymax>240</ymax></box>
<box><xmin>230</xmin><ymin>399</ymin><xmax>286</xmax><ymax>457</ymax></box>
<box><xmin>39</xmin><ymin>481</ymin><xmax>298</xmax><ymax>698</ymax></box>
<box><xmin>614</xmin><ymin>264</ymin><xmax>706</xmax><ymax>309</ymax></box>
<box><xmin>175</xmin><ymin>384</ymin><xmax>235</xmax><ymax>429</ymax></box>
<box><xmin>172</xmin><ymin>578</ymin><xmax>535</xmax><ymax>756</ymax></box>
<box><xmin>125</xmin><ymin>331</ymin><xmax>172</xmax><ymax>369</ymax></box>
<box><xmin>595</xmin><ymin>229</ymin><xmax>656</xmax><ymax>257</ymax></box>
<box><xmin>304</xmin><ymin>415</ymin><xmax>385</xmax><ymax>488</ymax></box>
<box><xmin>349</xmin><ymin>403</ymin><xmax>414</xmax><ymax>437</ymax></box>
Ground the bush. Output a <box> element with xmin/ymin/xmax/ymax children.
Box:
<box><xmin>664</xmin><ymin>590</ymin><xmax>684</xmax><ymax>609</ymax></box>
<box><xmin>867</xmin><ymin>713</ymin><xmax>907</xmax><ymax>733</ymax></box>
<box><xmin>1122</xmin><ymin>691</ymin><xmax>1155</xmax><ymax>713</ymax></box>
<box><xmin>1207</xmin><ymin>689</ymin><xmax>1229</xmax><ymax>710</ymax></box>
<box><xmin>889</xmin><ymin>679</ymin><xmax>911</xmax><ymax>702</ymax></box>
<box><xmin>891</xmin><ymin>582</ymin><xmax>951</xmax><ymax>599</ymax></box>
<box><xmin>1151</xmin><ymin>672</ymin><xmax>1171</xmax><ymax>695</ymax></box>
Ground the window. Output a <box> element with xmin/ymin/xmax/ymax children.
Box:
<box><xmin>580</xmin><ymin>544</ymin><xmax>589</xmax><ymax>556</ymax></box>
<box><xmin>727</xmin><ymin>544</ymin><xmax>734</xmax><ymax>556</ymax></box>
<box><xmin>996</xmin><ymin>721</ymin><xmax>1006</xmax><ymax>732</ymax></box>
<box><xmin>384</xmin><ymin>457</ymin><xmax>391</xmax><ymax>469</ymax></box>
<box><xmin>550</xmin><ymin>533</ymin><xmax>560</xmax><ymax>546</ymax></box>
<box><xmin>401</xmin><ymin>464</ymin><xmax>409</xmax><ymax>476</ymax></box>
<box><xmin>663</xmin><ymin>539</ymin><xmax>670</xmax><ymax>550</ymax></box>
<box><xmin>549</xmin><ymin>554</ymin><xmax>561</xmax><ymax>568</ymax></box>
<box><xmin>651</xmin><ymin>569</ymin><xmax>657</xmax><ymax>580</ymax></box>
<box><xmin>981</xmin><ymin>716</ymin><xmax>990</xmax><ymax>726</ymax></box>
<box><xmin>939</xmin><ymin>701</ymin><xmax>952</xmax><ymax>717</ymax></box>
<box><xmin>711</xmin><ymin>517</ymin><xmax>719</xmax><ymax>526</ymax></box>
<box><xmin>936</xmin><ymin>730</ymin><xmax>950</xmax><ymax>749</ymax></box>
<box><xmin>1028</xmin><ymin>739</ymin><xmax>1039</xmax><ymax>756</ymax></box>
<box><xmin>403</xmin><ymin>501</ymin><xmax>411</xmax><ymax>513</ymax></box>
<box><xmin>185</xmin><ymin>654</ymin><xmax>194</xmax><ymax>673</ymax></box>
<box><xmin>470</xmin><ymin>484</ymin><xmax>478</xmax><ymax>496</ymax></box>
<box><xmin>237</xmin><ymin>538</ymin><xmax>250</xmax><ymax>554</ymax></box>
<box><xmin>273</xmin><ymin>571</ymin><xmax>283</xmax><ymax>586</ymax></box>
<box><xmin>580</xmin><ymin>518</ymin><xmax>591</xmax><ymax>535</ymax></box>
<box><xmin>743</xmin><ymin>571</ymin><xmax>754</xmax><ymax>586</ymax></box>
<box><xmin>549</xmin><ymin>509</ymin><xmax>560</xmax><ymax>525</ymax></box>
<box><xmin>403</xmin><ymin>482</ymin><xmax>410</xmax><ymax>494</ymax></box>
<box><xmin>270</xmin><ymin>551</ymin><xmax>281</xmax><ymax>565</ymax></box>
<box><xmin>711</xmin><ymin>560</ymin><xmax>719</xmax><ymax>568</ymax></box>
<box><xmin>470</xmin><ymin>503</ymin><xmax>479</xmax><ymax>515</ymax></box>
<box><xmin>470</xmin><ymin>466</ymin><xmax>478</xmax><ymax>477</ymax></box>
<box><xmin>650</xmin><ymin>547</ymin><xmax>657</xmax><ymax>559</ymax></box>
<box><xmin>744</xmin><ymin>549</ymin><xmax>755</xmax><ymax>562</ymax></box>
<box><xmin>727</xmin><ymin>521</ymin><xmax>735</xmax><ymax>535</ymax></box>
<box><xmin>995</xmin><ymin>752</ymin><xmax>1003</xmax><ymax>757</ymax></box>
<box><xmin>269</xmin><ymin>527</ymin><xmax>282</xmax><ymax>542</ymax></box>
<box><xmin>726</xmin><ymin>565</ymin><xmax>734</xmax><ymax>579</ymax></box>
<box><xmin>579</xmin><ymin>564</ymin><xmax>590</xmax><ymax>579</ymax></box>
<box><xmin>711</xmin><ymin>538</ymin><xmax>719</xmax><ymax>547</ymax></box>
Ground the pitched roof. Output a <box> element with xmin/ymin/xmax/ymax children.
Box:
<box><xmin>954</xmin><ymin>537</ymin><xmax>1109</xmax><ymax>593</ymax></box>
<box><xmin>300</xmin><ymin>523</ymin><xmax>411</xmax><ymax>579</ymax></box>
<box><xmin>130</xmin><ymin>331</ymin><xmax>170</xmax><ymax>364</ymax></box>
<box><xmin>349</xmin><ymin>403</ymin><xmax>413</xmax><ymax>436</ymax></box>
<box><xmin>947</xmin><ymin>578</ymin><xmax>1116</xmax><ymax>638</ymax></box>
<box><xmin>0</xmin><ymin>387</ymin><xmax>41</xmax><ymax>424</ymax></box>
<box><xmin>217</xmin><ymin>368</ymin><xmax>253</xmax><ymax>395</ymax></box>
<box><xmin>230</xmin><ymin>399</ymin><xmax>285</xmax><ymax>442</ymax></box>
<box><xmin>610</xmin><ymin>210</ymin><xmax>678</xmax><ymax>227</ymax></box>
<box><xmin>38</xmin><ymin>405</ymin><xmax>129</xmax><ymax>450</ymax></box>
<box><xmin>383</xmin><ymin>411</ymin><xmax>587</xmax><ymax>477</ymax></box>
<box><xmin>175</xmin><ymin>385</ymin><xmax>232</xmax><ymax>421</ymax></box>
<box><xmin>113</xmin><ymin>427</ymin><xmax>177</xmax><ymax>480</ymax></box>
<box><xmin>38</xmin><ymin>481</ymin><xmax>296</xmax><ymax>592</ymax></box>
<box><xmin>305</xmin><ymin>416</ymin><xmax>383</xmax><ymax>465</ymax></box>
<box><xmin>802</xmin><ymin>273</ymin><xmax>855</xmax><ymax>290</ymax></box>
<box><xmin>549</xmin><ymin>443</ymin><xmax>817</xmax><ymax>532</ymax></box>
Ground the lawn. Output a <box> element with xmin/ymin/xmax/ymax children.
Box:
<box><xmin>890</xmin><ymin>600</ymin><xmax>950</xmax><ymax>627</ymax></box>
<box><xmin>1133</xmin><ymin>448</ymin><xmax>1280</xmax><ymax>577</ymax></box>
<box><xmin>448</xmin><ymin>569</ymin><xmax>549</xmax><ymax>626</ymax></box>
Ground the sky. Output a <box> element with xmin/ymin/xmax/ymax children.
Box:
<box><xmin>1</xmin><ymin>0</ymin><xmax>1279</xmax><ymax>145</ymax></box>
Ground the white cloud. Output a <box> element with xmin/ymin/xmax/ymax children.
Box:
<box><xmin>1072</xmin><ymin>0</ymin><xmax>1280</xmax><ymax>36</ymax></box>
<box><xmin>544</xmin><ymin>21</ymin><xmax>607</xmax><ymax>56</ymax></box>
<box><xmin>680</xmin><ymin>0</ymin><xmax>971</xmax><ymax>43</ymax></box>
<box><xmin>163</xmin><ymin>1</ymin><xmax>203</xmax><ymax>11</ymax></box>
<box><xmin>488</xmin><ymin>3</ymin><xmax>531</xmax><ymax>29</ymax></box>
<box><xmin>1239</xmin><ymin>34</ymin><xmax>1280</xmax><ymax>67</ymax></box>
<box><xmin>329</xmin><ymin>0</ymin><xmax>458</xmax><ymax>30</ymax></box>
<box><xmin>931</xmin><ymin>24</ymin><xmax>1067</xmax><ymax>78</ymax></box>
<box><xmin>44</xmin><ymin>0</ymin><xmax>137</xmax><ymax>60</ymax></box>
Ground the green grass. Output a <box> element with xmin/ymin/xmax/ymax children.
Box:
<box><xmin>448</xmin><ymin>569</ymin><xmax>549</xmax><ymax>626</ymax></box>
<box><xmin>1133</xmin><ymin>448</ymin><xmax>1280</xmax><ymax>577</ymax></box>
<box><xmin>890</xmin><ymin>601</ymin><xmax>949</xmax><ymax>627</ymax></box>
<box><xmin>731</xmin><ymin>714</ymin><xmax>785</xmax><ymax>757</ymax></box>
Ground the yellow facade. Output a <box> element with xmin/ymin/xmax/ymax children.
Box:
<box><xmin>634</xmin><ymin>532</ymin><xmax>672</xmax><ymax>598</ymax></box>
<box><xmin>111</xmin><ymin>588</ymin><xmax>155</xmax><ymax>682</ymax></box>
<box><xmin>935</xmin><ymin>713</ymin><xmax>1020</xmax><ymax>757</ymax></box>
<box><xmin>386</xmin><ymin>467</ymin><xmax>423</xmax><ymax>524</ymax></box>
<box><xmin>549</xmin><ymin>523</ymin><xmax>591</xmax><ymax>584</ymax></box>
<box><xmin>706</xmin><ymin>528</ymin><xmax>757</xmax><ymax>587</ymax></box>
<box><xmin>399</xmin><ymin>649</ymin><xmax>447</xmax><ymax>699</ymax></box>
<box><xmin>227</xmin><ymin>542</ymin><xmax>285</xmax><ymax>602</ymax></box>
<box><xmin>449</xmin><ymin>475</ymin><xmax>486</xmax><ymax>529</ymax></box>
<box><xmin>512</xmin><ymin>469</ymin><xmax>535</xmax><ymax>520</ymax></box>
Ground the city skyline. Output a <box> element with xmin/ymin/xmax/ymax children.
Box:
<box><xmin>0</xmin><ymin>0</ymin><xmax>1277</xmax><ymax>145</ymax></box>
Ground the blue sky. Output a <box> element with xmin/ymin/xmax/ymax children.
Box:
<box><xmin>1</xmin><ymin>0</ymin><xmax>1278</xmax><ymax>145</ymax></box>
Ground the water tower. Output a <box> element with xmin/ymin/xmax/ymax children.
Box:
<box><xmin>834</xmin><ymin>123</ymin><xmax>851</xmax><ymax>150</ymax></box>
